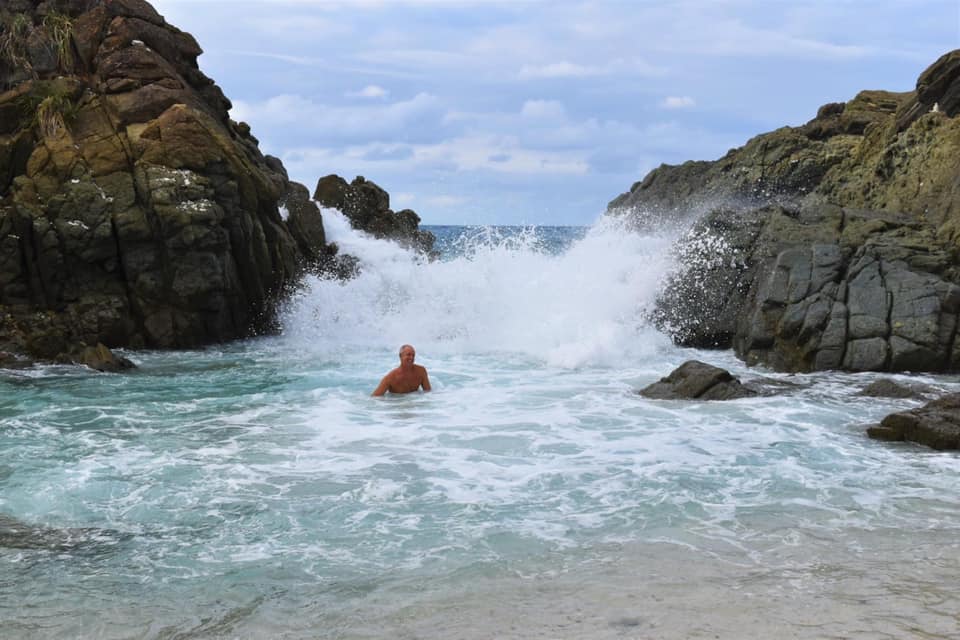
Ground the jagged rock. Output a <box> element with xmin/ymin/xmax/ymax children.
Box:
<box><xmin>313</xmin><ymin>174</ymin><xmax>436</xmax><ymax>255</ymax></box>
<box><xmin>0</xmin><ymin>1</ymin><xmax>380</xmax><ymax>362</ymax></box>
<box><xmin>896</xmin><ymin>50</ymin><xmax>960</xmax><ymax>130</ymax></box>
<box><xmin>638</xmin><ymin>360</ymin><xmax>758</xmax><ymax>400</ymax></box>
<box><xmin>655</xmin><ymin>203</ymin><xmax>960</xmax><ymax>372</ymax></box>
<box><xmin>620</xmin><ymin>49</ymin><xmax>960</xmax><ymax>373</ymax></box>
<box><xmin>867</xmin><ymin>392</ymin><xmax>960</xmax><ymax>450</ymax></box>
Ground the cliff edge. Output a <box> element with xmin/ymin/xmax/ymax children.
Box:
<box><xmin>0</xmin><ymin>0</ymin><xmax>429</xmax><ymax>364</ymax></box>
<box><xmin>610</xmin><ymin>50</ymin><xmax>960</xmax><ymax>373</ymax></box>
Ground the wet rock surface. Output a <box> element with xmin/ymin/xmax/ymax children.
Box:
<box><xmin>0</xmin><ymin>512</ymin><xmax>128</xmax><ymax>551</ymax></box>
<box><xmin>867</xmin><ymin>392</ymin><xmax>960</xmax><ymax>450</ymax></box>
<box><xmin>639</xmin><ymin>360</ymin><xmax>758</xmax><ymax>400</ymax></box>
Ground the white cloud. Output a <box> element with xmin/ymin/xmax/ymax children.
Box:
<box><xmin>221</xmin><ymin>50</ymin><xmax>316</xmax><ymax>66</ymax></box>
<box><xmin>662</xmin><ymin>96</ymin><xmax>696</xmax><ymax>109</ymax></box>
<box><xmin>230</xmin><ymin>92</ymin><xmax>444</xmax><ymax>141</ymax></box>
<box><xmin>354</xmin><ymin>48</ymin><xmax>473</xmax><ymax>72</ymax></box>
<box><xmin>521</xmin><ymin>100</ymin><xmax>566</xmax><ymax>119</ymax></box>
<box><xmin>519</xmin><ymin>61</ymin><xmax>602</xmax><ymax>79</ymax></box>
<box><xmin>392</xmin><ymin>192</ymin><xmax>416</xmax><ymax>207</ymax></box>
<box><xmin>625</xmin><ymin>3</ymin><xmax>874</xmax><ymax>61</ymax></box>
<box><xmin>424</xmin><ymin>194</ymin><xmax>467</xmax><ymax>207</ymax></box>
<box><xmin>409</xmin><ymin>135</ymin><xmax>590</xmax><ymax>175</ymax></box>
<box><xmin>349</xmin><ymin>85</ymin><xmax>389</xmax><ymax>98</ymax></box>
<box><xmin>517</xmin><ymin>57</ymin><xmax>664</xmax><ymax>80</ymax></box>
<box><xmin>281</xmin><ymin>134</ymin><xmax>589</xmax><ymax>180</ymax></box>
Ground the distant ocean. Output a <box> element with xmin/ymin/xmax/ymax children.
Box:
<box><xmin>2</xmin><ymin>212</ymin><xmax>959</xmax><ymax>639</ymax></box>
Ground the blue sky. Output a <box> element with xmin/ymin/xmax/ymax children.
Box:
<box><xmin>150</xmin><ymin>1</ymin><xmax>959</xmax><ymax>226</ymax></box>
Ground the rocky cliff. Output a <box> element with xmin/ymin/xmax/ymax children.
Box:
<box><xmin>0</xmin><ymin>0</ymin><xmax>430</xmax><ymax>364</ymax></box>
<box><xmin>611</xmin><ymin>50</ymin><xmax>960</xmax><ymax>373</ymax></box>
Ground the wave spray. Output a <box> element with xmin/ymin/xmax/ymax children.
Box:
<box><xmin>282</xmin><ymin>211</ymin><xmax>677</xmax><ymax>368</ymax></box>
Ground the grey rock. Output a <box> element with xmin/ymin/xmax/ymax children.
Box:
<box><xmin>639</xmin><ymin>360</ymin><xmax>758</xmax><ymax>400</ymax></box>
<box><xmin>613</xmin><ymin>50</ymin><xmax>960</xmax><ymax>374</ymax></box>
<box><xmin>843</xmin><ymin>337</ymin><xmax>889</xmax><ymax>371</ymax></box>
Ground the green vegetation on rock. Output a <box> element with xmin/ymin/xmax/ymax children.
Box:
<box><xmin>17</xmin><ymin>80</ymin><xmax>80</xmax><ymax>138</ymax></box>
<box><xmin>0</xmin><ymin>12</ymin><xmax>33</xmax><ymax>76</ymax></box>
<box><xmin>42</xmin><ymin>12</ymin><xmax>74</xmax><ymax>73</ymax></box>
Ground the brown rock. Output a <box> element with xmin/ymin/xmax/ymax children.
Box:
<box><xmin>867</xmin><ymin>392</ymin><xmax>960</xmax><ymax>450</ymax></box>
<box><xmin>76</xmin><ymin>342</ymin><xmax>136</xmax><ymax>372</ymax></box>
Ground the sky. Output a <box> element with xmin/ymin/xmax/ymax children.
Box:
<box><xmin>149</xmin><ymin>0</ymin><xmax>960</xmax><ymax>226</ymax></box>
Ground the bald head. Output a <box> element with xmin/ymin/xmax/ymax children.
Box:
<box><xmin>399</xmin><ymin>344</ymin><xmax>416</xmax><ymax>367</ymax></box>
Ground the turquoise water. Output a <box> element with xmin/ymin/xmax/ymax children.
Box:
<box><xmin>3</xmin><ymin>218</ymin><xmax>960</xmax><ymax>638</ymax></box>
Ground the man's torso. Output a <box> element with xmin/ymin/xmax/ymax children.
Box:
<box><xmin>388</xmin><ymin>365</ymin><xmax>425</xmax><ymax>393</ymax></box>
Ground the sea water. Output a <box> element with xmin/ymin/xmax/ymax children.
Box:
<box><xmin>2</xmin><ymin>212</ymin><xmax>959</xmax><ymax>639</ymax></box>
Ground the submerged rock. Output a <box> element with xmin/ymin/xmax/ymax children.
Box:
<box><xmin>867</xmin><ymin>392</ymin><xmax>960</xmax><ymax>450</ymax></box>
<box><xmin>639</xmin><ymin>360</ymin><xmax>758</xmax><ymax>400</ymax></box>
<box><xmin>858</xmin><ymin>378</ymin><xmax>936</xmax><ymax>399</ymax></box>
<box><xmin>612</xmin><ymin>49</ymin><xmax>960</xmax><ymax>374</ymax></box>
<box><xmin>75</xmin><ymin>341</ymin><xmax>136</xmax><ymax>372</ymax></box>
<box><xmin>0</xmin><ymin>512</ymin><xmax>128</xmax><ymax>551</ymax></box>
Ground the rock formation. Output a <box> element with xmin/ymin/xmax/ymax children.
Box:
<box><xmin>314</xmin><ymin>174</ymin><xmax>436</xmax><ymax>256</ymax></box>
<box><xmin>638</xmin><ymin>360</ymin><xmax>758</xmax><ymax>400</ymax></box>
<box><xmin>611</xmin><ymin>50</ymin><xmax>960</xmax><ymax>373</ymax></box>
<box><xmin>867</xmin><ymin>391</ymin><xmax>960</xmax><ymax>450</ymax></box>
<box><xmin>0</xmin><ymin>0</ymin><xmax>431</xmax><ymax>366</ymax></box>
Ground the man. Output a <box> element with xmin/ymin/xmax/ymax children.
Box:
<box><xmin>371</xmin><ymin>344</ymin><xmax>432</xmax><ymax>396</ymax></box>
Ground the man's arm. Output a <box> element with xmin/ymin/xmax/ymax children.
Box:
<box><xmin>420</xmin><ymin>366</ymin><xmax>431</xmax><ymax>392</ymax></box>
<box><xmin>372</xmin><ymin>374</ymin><xmax>391</xmax><ymax>396</ymax></box>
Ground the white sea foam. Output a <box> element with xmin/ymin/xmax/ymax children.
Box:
<box><xmin>283</xmin><ymin>211</ymin><xmax>675</xmax><ymax>368</ymax></box>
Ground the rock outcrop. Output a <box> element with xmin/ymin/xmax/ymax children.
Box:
<box><xmin>867</xmin><ymin>392</ymin><xmax>960</xmax><ymax>450</ymax></box>
<box><xmin>612</xmin><ymin>50</ymin><xmax>960</xmax><ymax>373</ymax></box>
<box><xmin>314</xmin><ymin>174</ymin><xmax>436</xmax><ymax>256</ymax></box>
<box><xmin>0</xmin><ymin>1</ymin><xmax>429</xmax><ymax>365</ymax></box>
<box><xmin>638</xmin><ymin>360</ymin><xmax>758</xmax><ymax>400</ymax></box>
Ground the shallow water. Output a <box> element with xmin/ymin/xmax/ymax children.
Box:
<box><xmin>2</xmin><ymin>216</ymin><xmax>959</xmax><ymax>638</ymax></box>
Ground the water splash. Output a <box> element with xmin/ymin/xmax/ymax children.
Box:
<box><xmin>281</xmin><ymin>211</ymin><xmax>677</xmax><ymax>368</ymax></box>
